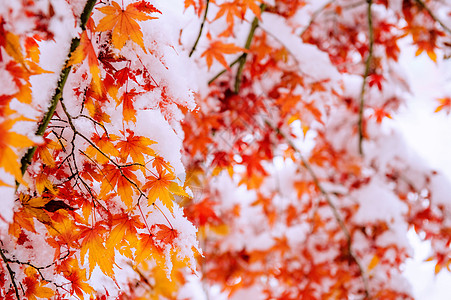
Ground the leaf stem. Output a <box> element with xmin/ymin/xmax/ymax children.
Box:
<box><xmin>189</xmin><ymin>0</ymin><xmax>210</xmax><ymax>57</ymax></box>
<box><xmin>358</xmin><ymin>0</ymin><xmax>374</xmax><ymax>156</ymax></box>
<box><xmin>19</xmin><ymin>0</ymin><xmax>97</xmax><ymax>177</ymax></box>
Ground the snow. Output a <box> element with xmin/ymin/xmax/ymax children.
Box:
<box><xmin>352</xmin><ymin>177</ymin><xmax>406</xmax><ymax>224</ymax></box>
<box><xmin>136</xmin><ymin>109</ymin><xmax>186</xmax><ymax>181</ymax></box>
<box><xmin>1</xmin><ymin>1</ymin><xmax>451</xmax><ymax>299</ymax></box>
<box><xmin>396</xmin><ymin>39</ymin><xmax>451</xmax><ymax>300</ymax></box>
<box><xmin>0</xmin><ymin>183</ymin><xmax>16</xmax><ymax>233</ymax></box>
<box><xmin>260</xmin><ymin>13</ymin><xmax>340</xmax><ymax>82</ymax></box>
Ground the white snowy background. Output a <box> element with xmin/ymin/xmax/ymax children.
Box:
<box><xmin>397</xmin><ymin>41</ymin><xmax>451</xmax><ymax>299</ymax></box>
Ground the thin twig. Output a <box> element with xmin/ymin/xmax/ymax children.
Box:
<box><xmin>208</xmin><ymin>55</ymin><xmax>242</xmax><ymax>85</ymax></box>
<box><xmin>189</xmin><ymin>0</ymin><xmax>211</xmax><ymax>57</ymax></box>
<box><xmin>19</xmin><ymin>0</ymin><xmax>97</xmax><ymax>177</ymax></box>
<box><xmin>258</xmin><ymin>26</ymin><xmax>302</xmax><ymax>68</ymax></box>
<box><xmin>208</xmin><ymin>4</ymin><xmax>266</xmax><ymax>86</ymax></box>
<box><xmin>300</xmin><ymin>0</ymin><xmax>335</xmax><ymax>37</ymax></box>
<box><xmin>234</xmin><ymin>4</ymin><xmax>266</xmax><ymax>93</ymax></box>
<box><xmin>264</xmin><ymin>120</ymin><xmax>371</xmax><ymax>299</ymax></box>
<box><xmin>414</xmin><ymin>0</ymin><xmax>451</xmax><ymax>35</ymax></box>
<box><xmin>60</xmin><ymin>99</ymin><xmax>174</xmax><ymax>229</ymax></box>
<box><xmin>59</xmin><ymin>99</ymin><xmax>147</xmax><ymax>200</ymax></box>
<box><xmin>358</xmin><ymin>0</ymin><xmax>374</xmax><ymax>156</ymax></box>
<box><xmin>0</xmin><ymin>248</ymin><xmax>20</xmax><ymax>300</ymax></box>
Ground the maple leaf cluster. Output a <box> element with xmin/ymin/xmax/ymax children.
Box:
<box><xmin>0</xmin><ymin>0</ymin><xmax>450</xmax><ymax>299</ymax></box>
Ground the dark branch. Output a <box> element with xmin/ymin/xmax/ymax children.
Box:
<box><xmin>189</xmin><ymin>0</ymin><xmax>211</xmax><ymax>57</ymax></box>
<box><xmin>0</xmin><ymin>247</ymin><xmax>20</xmax><ymax>300</ymax></box>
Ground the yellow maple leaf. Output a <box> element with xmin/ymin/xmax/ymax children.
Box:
<box><xmin>35</xmin><ymin>173</ymin><xmax>58</xmax><ymax>195</ymax></box>
<box><xmin>96</xmin><ymin>1</ymin><xmax>160</xmax><ymax>50</ymax></box>
<box><xmin>0</xmin><ymin>120</ymin><xmax>34</xmax><ymax>184</ymax></box>
<box><xmin>134</xmin><ymin>233</ymin><xmax>164</xmax><ymax>267</ymax></box>
<box><xmin>117</xmin><ymin>131</ymin><xmax>156</xmax><ymax>165</ymax></box>
<box><xmin>142</xmin><ymin>171</ymin><xmax>184</xmax><ymax>213</ymax></box>
<box><xmin>85</xmin><ymin>133</ymin><xmax>119</xmax><ymax>164</ymax></box>
<box><xmin>4</xmin><ymin>31</ymin><xmax>26</xmax><ymax>67</ymax></box>
<box><xmin>80</xmin><ymin>225</ymin><xmax>115</xmax><ymax>277</ymax></box>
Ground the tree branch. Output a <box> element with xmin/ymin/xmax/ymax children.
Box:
<box><xmin>414</xmin><ymin>0</ymin><xmax>451</xmax><ymax>35</ymax></box>
<box><xmin>234</xmin><ymin>4</ymin><xmax>266</xmax><ymax>93</ymax></box>
<box><xmin>0</xmin><ymin>247</ymin><xmax>21</xmax><ymax>300</ymax></box>
<box><xmin>358</xmin><ymin>0</ymin><xmax>374</xmax><ymax>156</ymax></box>
<box><xmin>189</xmin><ymin>0</ymin><xmax>210</xmax><ymax>57</ymax></box>
<box><xmin>208</xmin><ymin>55</ymin><xmax>241</xmax><ymax>85</ymax></box>
<box><xmin>208</xmin><ymin>4</ymin><xmax>266</xmax><ymax>87</ymax></box>
<box><xmin>299</xmin><ymin>0</ymin><xmax>335</xmax><ymax>37</ymax></box>
<box><xmin>19</xmin><ymin>0</ymin><xmax>97</xmax><ymax>177</ymax></box>
<box><xmin>264</xmin><ymin>120</ymin><xmax>371</xmax><ymax>299</ymax></box>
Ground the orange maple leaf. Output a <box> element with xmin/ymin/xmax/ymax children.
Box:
<box><xmin>143</xmin><ymin>171</ymin><xmax>188</xmax><ymax>213</ymax></box>
<box><xmin>68</xmin><ymin>31</ymin><xmax>102</xmax><ymax>94</ymax></box>
<box><xmin>119</xmin><ymin>89</ymin><xmax>143</xmax><ymax>122</ymax></box>
<box><xmin>276</xmin><ymin>93</ymin><xmax>301</xmax><ymax>116</ymax></box>
<box><xmin>85</xmin><ymin>133</ymin><xmax>120</xmax><ymax>164</ymax></box>
<box><xmin>117</xmin><ymin>130</ymin><xmax>156</xmax><ymax>165</ymax></box>
<box><xmin>107</xmin><ymin>213</ymin><xmax>145</xmax><ymax>252</ymax></box>
<box><xmin>134</xmin><ymin>233</ymin><xmax>164</xmax><ymax>266</ymax></box>
<box><xmin>152</xmin><ymin>155</ymin><xmax>173</xmax><ymax>175</ymax></box>
<box><xmin>96</xmin><ymin>1</ymin><xmax>160</xmax><ymax>50</ymax></box>
<box><xmin>100</xmin><ymin>164</ymin><xmax>139</xmax><ymax>208</ymax></box>
<box><xmin>25</xmin><ymin>35</ymin><xmax>41</xmax><ymax>63</ymax></box>
<box><xmin>153</xmin><ymin>224</ymin><xmax>178</xmax><ymax>247</ymax></box>
<box><xmin>241</xmin><ymin>0</ymin><xmax>262</xmax><ymax>19</ymax></box>
<box><xmin>435</xmin><ymin>97</ymin><xmax>451</xmax><ymax>114</ymax></box>
<box><xmin>143</xmin><ymin>171</ymin><xmax>175</xmax><ymax>210</ymax></box>
<box><xmin>371</xmin><ymin>107</ymin><xmax>392</xmax><ymax>123</ymax></box>
<box><xmin>213</xmin><ymin>0</ymin><xmax>262</xmax><ymax>36</ymax></box>
<box><xmin>23</xmin><ymin>267</ymin><xmax>55</xmax><ymax>300</ymax></box>
<box><xmin>60</xmin><ymin>258</ymin><xmax>94</xmax><ymax>298</ymax></box>
<box><xmin>201</xmin><ymin>41</ymin><xmax>245</xmax><ymax>70</ymax></box>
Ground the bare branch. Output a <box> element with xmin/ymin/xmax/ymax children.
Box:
<box><xmin>189</xmin><ymin>0</ymin><xmax>211</xmax><ymax>57</ymax></box>
<box><xmin>209</xmin><ymin>4</ymin><xmax>266</xmax><ymax>87</ymax></box>
<box><xmin>358</xmin><ymin>0</ymin><xmax>374</xmax><ymax>156</ymax></box>
<box><xmin>0</xmin><ymin>247</ymin><xmax>20</xmax><ymax>300</ymax></box>
<box><xmin>415</xmin><ymin>0</ymin><xmax>451</xmax><ymax>35</ymax></box>
<box><xmin>234</xmin><ymin>4</ymin><xmax>266</xmax><ymax>93</ymax></box>
<box><xmin>299</xmin><ymin>0</ymin><xmax>335</xmax><ymax>37</ymax></box>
